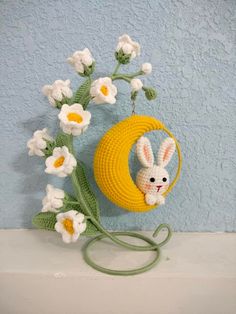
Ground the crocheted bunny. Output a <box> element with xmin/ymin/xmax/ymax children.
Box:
<box><xmin>136</xmin><ymin>136</ymin><xmax>176</xmax><ymax>206</ymax></box>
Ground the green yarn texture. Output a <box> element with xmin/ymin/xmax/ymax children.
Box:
<box><xmin>32</xmin><ymin>212</ymin><xmax>57</xmax><ymax>231</ymax></box>
<box><xmin>72</xmin><ymin>78</ymin><xmax>91</xmax><ymax>109</ymax></box>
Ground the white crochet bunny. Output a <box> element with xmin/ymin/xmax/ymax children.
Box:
<box><xmin>136</xmin><ymin>136</ymin><xmax>176</xmax><ymax>206</ymax></box>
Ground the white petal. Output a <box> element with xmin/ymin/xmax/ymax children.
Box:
<box><xmin>122</xmin><ymin>43</ymin><xmax>132</xmax><ymax>54</ymax></box>
<box><xmin>45</xmin><ymin>156</ymin><xmax>55</xmax><ymax>167</ymax></box>
<box><xmin>71</xmin><ymin>128</ymin><xmax>82</xmax><ymax>136</ymax></box>
<box><xmin>51</xmin><ymin>198</ymin><xmax>63</xmax><ymax>209</ymax></box>
<box><xmin>42</xmin><ymin>85</ymin><xmax>52</xmax><ymax>96</ymax></box>
<box><xmin>67</xmin><ymin>57</ymin><xmax>74</xmax><ymax>65</ymax></box>
<box><xmin>51</xmin><ymin>88</ymin><xmax>63</xmax><ymax>101</ymax></box>
<box><xmin>110</xmin><ymin>84</ymin><xmax>117</xmax><ymax>96</ymax></box>
<box><xmin>71</xmin><ymin>232</ymin><xmax>80</xmax><ymax>242</ymax></box>
<box><xmin>54</xmin><ymin>189</ymin><xmax>65</xmax><ymax>199</ymax></box>
<box><xmin>62</xmin><ymin>233</ymin><xmax>72</xmax><ymax>243</ymax></box>
<box><xmin>70</xmin><ymin>103</ymin><xmax>83</xmax><ymax>111</ymax></box>
<box><xmin>56</xmin><ymin>212</ymin><xmax>65</xmax><ymax>222</ymax></box>
<box><xmin>76</xmin><ymin>63</ymin><xmax>85</xmax><ymax>73</ymax></box>
<box><xmin>48</xmin><ymin>96</ymin><xmax>56</xmax><ymax>106</ymax></box>
<box><xmin>78</xmin><ymin>222</ymin><xmax>87</xmax><ymax>234</ymax></box>
<box><xmin>76</xmin><ymin>213</ymin><xmax>85</xmax><ymax>223</ymax></box>
<box><xmin>55</xmin><ymin>222</ymin><xmax>64</xmax><ymax>233</ymax></box>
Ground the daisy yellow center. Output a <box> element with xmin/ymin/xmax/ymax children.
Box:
<box><xmin>67</xmin><ymin>113</ymin><xmax>83</xmax><ymax>124</ymax></box>
<box><xmin>100</xmin><ymin>85</ymin><xmax>109</xmax><ymax>96</ymax></box>
<box><xmin>63</xmin><ymin>218</ymin><xmax>74</xmax><ymax>235</ymax></box>
<box><xmin>54</xmin><ymin>156</ymin><xmax>65</xmax><ymax>168</ymax></box>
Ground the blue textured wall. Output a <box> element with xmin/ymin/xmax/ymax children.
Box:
<box><xmin>0</xmin><ymin>0</ymin><xmax>235</xmax><ymax>231</ymax></box>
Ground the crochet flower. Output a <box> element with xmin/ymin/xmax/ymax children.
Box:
<box><xmin>58</xmin><ymin>103</ymin><xmax>91</xmax><ymax>136</ymax></box>
<box><xmin>55</xmin><ymin>210</ymin><xmax>87</xmax><ymax>243</ymax></box>
<box><xmin>41</xmin><ymin>184</ymin><xmax>65</xmax><ymax>213</ymax></box>
<box><xmin>90</xmin><ymin>77</ymin><xmax>117</xmax><ymax>104</ymax></box>
<box><xmin>141</xmin><ymin>63</ymin><xmax>152</xmax><ymax>75</ymax></box>
<box><xmin>45</xmin><ymin>146</ymin><xmax>77</xmax><ymax>177</ymax></box>
<box><xmin>131</xmin><ymin>78</ymin><xmax>143</xmax><ymax>91</ymax></box>
<box><xmin>42</xmin><ymin>80</ymin><xmax>73</xmax><ymax>107</ymax></box>
<box><xmin>27</xmin><ymin>128</ymin><xmax>53</xmax><ymax>157</ymax></box>
<box><xmin>67</xmin><ymin>48</ymin><xmax>94</xmax><ymax>75</ymax></box>
<box><xmin>116</xmin><ymin>34</ymin><xmax>140</xmax><ymax>63</ymax></box>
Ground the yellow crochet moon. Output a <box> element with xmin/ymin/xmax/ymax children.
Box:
<box><xmin>94</xmin><ymin>115</ymin><xmax>167</xmax><ymax>212</ymax></box>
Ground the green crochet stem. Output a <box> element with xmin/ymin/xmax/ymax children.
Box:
<box><xmin>70</xmin><ymin>145</ymin><xmax>172</xmax><ymax>275</ymax></box>
<box><xmin>112</xmin><ymin>62</ymin><xmax>121</xmax><ymax>75</ymax></box>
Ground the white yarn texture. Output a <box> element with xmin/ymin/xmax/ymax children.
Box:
<box><xmin>136</xmin><ymin>137</ymin><xmax>176</xmax><ymax>206</ymax></box>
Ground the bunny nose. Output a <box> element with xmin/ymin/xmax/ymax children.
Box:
<box><xmin>156</xmin><ymin>185</ymin><xmax>162</xmax><ymax>192</ymax></box>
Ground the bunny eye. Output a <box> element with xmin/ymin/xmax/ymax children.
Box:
<box><xmin>162</xmin><ymin>177</ymin><xmax>167</xmax><ymax>182</ymax></box>
<box><xmin>150</xmin><ymin>177</ymin><xmax>155</xmax><ymax>183</ymax></box>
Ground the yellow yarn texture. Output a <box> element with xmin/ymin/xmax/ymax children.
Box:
<box><xmin>94</xmin><ymin>115</ymin><xmax>169</xmax><ymax>212</ymax></box>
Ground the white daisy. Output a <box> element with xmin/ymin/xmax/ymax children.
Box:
<box><xmin>116</xmin><ymin>34</ymin><xmax>140</xmax><ymax>60</ymax></box>
<box><xmin>90</xmin><ymin>77</ymin><xmax>117</xmax><ymax>104</ymax></box>
<box><xmin>45</xmin><ymin>146</ymin><xmax>77</xmax><ymax>177</ymax></box>
<box><xmin>130</xmin><ymin>78</ymin><xmax>143</xmax><ymax>91</ymax></box>
<box><xmin>42</xmin><ymin>184</ymin><xmax>65</xmax><ymax>213</ymax></box>
<box><xmin>141</xmin><ymin>63</ymin><xmax>152</xmax><ymax>75</ymax></box>
<box><xmin>42</xmin><ymin>79</ymin><xmax>73</xmax><ymax>107</ymax></box>
<box><xmin>55</xmin><ymin>210</ymin><xmax>87</xmax><ymax>243</ymax></box>
<box><xmin>58</xmin><ymin>103</ymin><xmax>91</xmax><ymax>136</ymax></box>
<box><xmin>27</xmin><ymin>128</ymin><xmax>53</xmax><ymax>157</ymax></box>
<box><xmin>67</xmin><ymin>48</ymin><xmax>94</xmax><ymax>74</ymax></box>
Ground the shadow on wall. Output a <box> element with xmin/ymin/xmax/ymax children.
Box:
<box><xmin>12</xmin><ymin>114</ymin><xmax>53</xmax><ymax>227</ymax></box>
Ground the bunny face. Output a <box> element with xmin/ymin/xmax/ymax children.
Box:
<box><xmin>136</xmin><ymin>166</ymin><xmax>169</xmax><ymax>195</ymax></box>
<box><xmin>136</xmin><ymin>136</ymin><xmax>175</xmax><ymax>206</ymax></box>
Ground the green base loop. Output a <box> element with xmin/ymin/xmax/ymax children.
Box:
<box><xmin>83</xmin><ymin>225</ymin><xmax>172</xmax><ymax>276</ymax></box>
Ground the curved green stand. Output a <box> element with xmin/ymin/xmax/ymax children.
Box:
<box><xmin>83</xmin><ymin>224</ymin><xmax>172</xmax><ymax>276</ymax></box>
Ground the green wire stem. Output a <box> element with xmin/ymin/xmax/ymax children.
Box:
<box><xmin>83</xmin><ymin>232</ymin><xmax>161</xmax><ymax>276</ymax></box>
<box><xmin>83</xmin><ymin>225</ymin><xmax>172</xmax><ymax>276</ymax></box>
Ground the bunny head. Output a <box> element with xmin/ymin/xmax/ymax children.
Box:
<box><xmin>136</xmin><ymin>136</ymin><xmax>176</xmax><ymax>196</ymax></box>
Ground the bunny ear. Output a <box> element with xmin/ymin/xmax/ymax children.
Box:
<box><xmin>136</xmin><ymin>136</ymin><xmax>154</xmax><ymax>168</ymax></box>
<box><xmin>157</xmin><ymin>138</ymin><xmax>176</xmax><ymax>167</ymax></box>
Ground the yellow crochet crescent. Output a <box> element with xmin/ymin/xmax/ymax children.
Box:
<box><xmin>94</xmin><ymin>115</ymin><xmax>182</xmax><ymax>212</ymax></box>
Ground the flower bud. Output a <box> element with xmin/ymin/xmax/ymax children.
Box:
<box><xmin>42</xmin><ymin>80</ymin><xmax>73</xmax><ymax>108</ymax></box>
<box><xmin>115</xmin><ymin>34</ymin><xmax>140</xmax><ymax>64</ymax></box>
<box><xmin>130</xmin><ymin>78</ymin><xmax>143</xmax><ymax>91</ymax></box>
<box><xmin>27</xmin><ymin>128</ymin><xmax>53</xmax><ymax>157</ymax></box>
<box><xmin>143</xmin><ymin>87</ymin><xmax>157</xmax><ymax>100</ymax></box>
<box><xmin>141</xmin><ymin>63</ymin><xmax>152</xmax><ymax>75</ymax></box>
<box><xmin>67</xmin><ymin>48</ymin><xmax>95</xmax><ymax>76</ymax></box>
<box><xmin>42</xmin><ymin>184</ymin><xmax>65</xmax><ymax>213</ymax></box>
<box><xmin>115</xmin><ymin>50</ymin><xmax>131</xmax><ymax>64</ymax></box>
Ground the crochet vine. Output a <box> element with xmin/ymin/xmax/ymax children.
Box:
<box><xmin>28</xmin><ymin>34</ymin><xmax>181</xmax><ymax>275</ymax></box>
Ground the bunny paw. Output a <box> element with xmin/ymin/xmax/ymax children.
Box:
<box><xmin>145</xmin><ymin>194</ymin><xmax>157</xmax><ymax>206</ymax></box>
<box><xmin>156</xmin><ymin>195</ymin><xmax>165</xmax><ymax>205</ymax></box>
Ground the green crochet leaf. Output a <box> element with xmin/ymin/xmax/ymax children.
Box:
<box><xmin>75</xmin><ymin>160</ymin><xmax>100</xmax><ymax>221</ymax></box>
<box><xmin>72</xmin><ymin>78</ymin><xmax>91</xmax><ymax>109</ymax></box>
<box><xmin>32</xmin><ymin>212</ymin><xmax>57</xmax><ymax>230</ymax></box>
<box><xmin>83</xmin><ymin>220</ymin><xmax>99</xmax><ymax>236</ymax></box>
<box><xmin>55</xmin><ymin>133</ymin><xmax>71</xmax><ymax>149</ymax></box>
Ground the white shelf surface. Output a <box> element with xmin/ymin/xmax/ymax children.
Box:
<box><xmin>0</xmin><ymin>230</ymin><xmax>236</xmax><ymax>314</ymax></box>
